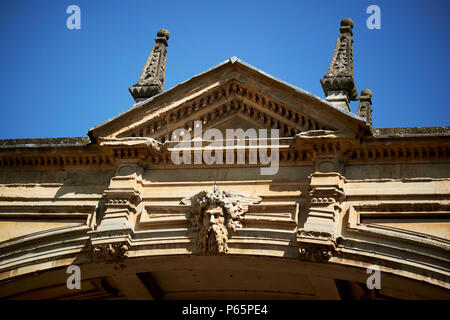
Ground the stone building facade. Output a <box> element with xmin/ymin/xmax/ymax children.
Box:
<box><xmin>0</xmin><ymin>19</ymin><xmax>448</xmax><ymax>300</ymax></box>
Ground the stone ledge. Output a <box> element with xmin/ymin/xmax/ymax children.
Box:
<box><xmin>0</xmin><ymin>137</ymin><xmax>90</xmax><ymax>148</ymax></box>
<box><xmin>373</xmin><ymin>126</ymin><xmax>450</xmax><ymax>138</ymax></box>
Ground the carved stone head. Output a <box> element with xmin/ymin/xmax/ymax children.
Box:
<box><xmin>181</xmin><ymin>186</ymin><xmax>261</xmax><ymax>255</ymax></box>
<box><xmin>198</xmin><ymin>203</ymin><xmax>228</xmax><ymax>254</ymax></box>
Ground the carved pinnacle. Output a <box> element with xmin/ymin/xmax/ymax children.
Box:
<box><xmin>320</xmin><ymin>18</ymin><xmax>358</xmax><ymax>110</ymax></box>
<box><xmin>356</xmin><ymin>88</ymin><xmax>373</xmax><ymax>127</ymax></box>
<box><xmin>129</xmin><ymin>29</ymin><xmax>170</xmax><ymax>103</ymax></box>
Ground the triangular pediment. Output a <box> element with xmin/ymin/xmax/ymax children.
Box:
<box><xmin>89</xmin><ymin>58</ymin><xmax>368</xmax><ymax>144</ymax></box>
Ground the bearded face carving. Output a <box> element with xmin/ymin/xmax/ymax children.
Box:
<box><xmin>198</xmin><ymin>204</ymin><xmax>228</xmax><ymax>254</ymax></box>
<box><xmin>181</xmin><ymin>186</ymin><xmax>261</xmax><ymax>255</ymax></box>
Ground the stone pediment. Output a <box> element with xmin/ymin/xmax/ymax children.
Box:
<box><xmin>88</xmin><ymin>58</ymin><xmax>369</xmax><ymax>144</ymax></box>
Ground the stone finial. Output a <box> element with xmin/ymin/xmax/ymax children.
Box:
<box><xmin>339</xmin><ymin>17</ymin><xmax>354</xmax><ymax>35</ymax></box>
<box><xmin>356</xmin><ymin>88</ymin><xmax>373</xmax><ymax>126</ymax></box>
<box><xmin>320</xmin><ymin>18</ymin><xmax>358</xmax><ymax>112</ymax></box>
<box><xmin>129</xmin><ymin>29</ymin><xmax>170</xmax><ymax>103</ymax></box>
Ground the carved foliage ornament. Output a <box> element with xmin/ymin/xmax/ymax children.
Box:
<box><xmin>92</xmin><ymin>242</ymin><xmax>129</xmax><ymax>261</ymax></box>
<box><xmin>299</xmin><ymin>245</ymin><xmax>333</xmax><ymax>263</ymax></box>
<box><xmin>297</xmin><ymin>230</ymin><xmax>336</xmax><ymax>263</ymax></box>
<box><xmin>181</xmin><ymin>186</ymin><xmax>261</xmax><ymax>255</ymax></box>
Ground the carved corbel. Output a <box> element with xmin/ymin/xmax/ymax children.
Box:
<box><xmin>291</xmin><ymin>130</ymin><xmax>356</xmax><ymax>174</ymax></box>
<box><xmin>98</xmin><ymin>189</ymin><xmax>142</xmax><ymax>226</ymax></box>
<box><xmin>92</xmin><ymin>241</ymin><xmax>130</xmax><ymax>261</ymax></box>
<box><xmin>305</xmin><ymin>172</ymin><xmax>345</xmax><ymax>232</ymax></box>
<box><xmin>298</xmin><ymin>245</ymin><xmax>334</xmax><ymax>263</ymax></box>
<box><xmin>297</xmin><ymin>173</ymin><xmax>346</xmax><ymax>262</ymax></box>
<box><xmin>297</xmin><ymin>230</ymin><xmax>336</xmax><ymax>262</ymax></box>
<box><xmin>104</xmin><ymin>189</ymin><xmax>142</xmax><ymax>212</ymax></box>
<box><xmin>89</xmin><ymin>162</ymin><xmax>143</xmax><ymax>257</ymax></box>
<box><xmin>95</xmin><ymin>165</ymin><xmax>143</xmax><ymax>232</ymax></box>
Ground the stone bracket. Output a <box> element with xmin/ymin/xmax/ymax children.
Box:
<box><xmin>95</xmin><ymin>162</ymin><xmax>144</xmax><ymax>232</ymax></box>
<box><xmin>103</xmin><ymin>189</ymin><xmax>142</xmax><ymax>213</ymax></box>
<box><xmin>297</xmin><ymin>230</ymin><xmax>336</xmax><ymax>262</ymax></box>
<box><xmin>303</xmin><ymin>172</ymin><xmax>346</xmax><ymax>234</ymax></box>
<box><xmin>89</xmin><ymin>229</ymin><xmax>133</xmax><ymax>262</ymax></box>
<box><xmin>92</xmin><ymin>241</ymin><xmax>130</xmax><ymax>261</ymax></box>
<box><xmin>298</xmin><ymin>172</ymin><xmax>346</xmax><ymax>262</ymax></box>
<box><xmin>89</xmin><ymin>162</ymin><xmax>144</xmax><ymax>261</ymax></box>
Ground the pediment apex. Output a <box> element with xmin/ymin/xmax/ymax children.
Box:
<box><xmin>88</xmin><ymin>58</ymin><xmax>369</xmax><ymax>143</ymax></box>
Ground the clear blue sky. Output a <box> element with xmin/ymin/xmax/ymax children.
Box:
<box><xmin>0</xmin><ymin>0</ymin><xmax>449</xmax><ymax>139</ymax></box>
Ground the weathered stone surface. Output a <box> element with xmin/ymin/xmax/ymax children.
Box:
<box><xmin>0</xmin><ymin>22</ymin><xmax>449</xmax><ymax>301</ymax></box>
<box><xmin>0</xmin><ymin>137</ymin><xmax>90</xmax><ymax>147</ymax></box>
<box><xmin>374</xmin><ymin>126</ymin><xmax>450</xmax><ymax>137</ymax></box>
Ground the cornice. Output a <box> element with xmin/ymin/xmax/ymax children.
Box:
<box><xmin>0</xmin><ymin>135</ymin><xmax>448</xmax><ymax>169</ymax></box>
